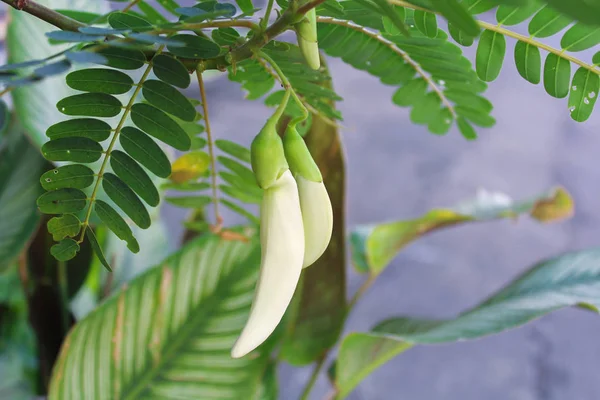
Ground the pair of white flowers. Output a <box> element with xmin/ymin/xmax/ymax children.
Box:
<box><xmin>230</xmin><ymin>119</ymin><xmax>333</xmax><ymax>359</ymax></box>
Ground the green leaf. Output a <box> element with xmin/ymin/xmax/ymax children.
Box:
<box><xmin>279</xmin><ymin>95</ymin><xmax>347</xmax><ymax>365</ymax></box>
<box><xmin>217</xmin><ymin>156</ymin><xmax>256</xmax><ymax>183</ymax></box>
<box><xmin>212</xmin><ymin>27</ymin><xmax>241</xmax><ymax>46</ymax></box>
<box><xmin>514</xmin><ymin>40</ymin><xmax>541</xmax><ymax>84</ymax></box>
<box><xmin>370</xmin><ymin>0</ymin><xmax>409</xmax><ymax>36</ymax></box>
<box><xmin>351</xmin><ymin>187</ymin><xmax>573</xmax><ymax>275</ymax></box>
<box><xmin>47</xmin><ymin>214</ymin><xmax>81</xmax><ymax>241</ymax></box>
<box><xmin>65</xmin><ymin>50</ymin><xmax>108</xmax><ymax>65</ymax></box>
<box><xmin>108</xmin><ymin>12</ymin><xmax>153</xmax><ymax>32</ymax></box>
<box><xmin>50</xmin><ymin>238</ymin><xmax>80</xmax><ymax>261</ymax></box>
<box><xmin>335</xmin><ymin>333</ymin><xmax>412</xmax><ymax>399</ymax></box>
<box><xmin>40</xmin><ymin>164</ymin><xmax>95</xmax><ymax>190</ymax></box>
<box><xmin>66</xmin><ymin>68</ymin><xmax>134</xmax><ymax>94</ymax></box>
<box><xmin>392</xmin><ymin>78</ymin><xmax>428</xmax><ymax>107</ymax></box>
<box><xmin>152</xmin><ymin>54</ymin><xmax>191</xmax><ymax>88</ymax></box>
<box><xmin>138</xmin><ymin>0</ymin><xmax>170</xmax><ymax>23</ymax></box>
<box><xmin>57</xmin><ymin>93</ymin><xmax>123</xmax><ymax>117</ymax></box>
<box><xmin>542</xmin><ymin>0</ymin><xmax>600</xmax><ymax>27</ymax></box>
<box><xmin>48</xmin><ymin>234</ymin><xmax>272</xmax><ymax>400</ymax></box>
<box><xmin>457</xmin><ymin>116</ymin><xmax>477</xmax><ymax>139</ymax></box>
<box><xmin>110</xmin><ymin>150</ymin><xmax>160</xmax><ymax>207</ymax></box>
<box><xmin>55</xmin><ymin>9</ymin><xmax>104</xmax><ymax>24</ymax></box>
<box><xmin>120</xmin><ymin>126</ymin><xmax>172</xmax><ymax>179</ymax></box>
<box><xmin>568</xmin><ymin>67</ymin><xmax>599</xmax><ymax>122</ymax></box>
<box><xmin>142</xmin><ymin>80</ymin><xmax>196</xmax><ymax>121</ymax></box>
<box><xmin>215</xmin><ymin>139</ymin><xmax>251</xmax><ymax>163</ymax></box>
<box><xmin>85</xmin><ymin>225</ymin><xmax>112</xmax><ymax>271</ymax></box>
<box><xmin>220</xmin><ymin>198</ymin><xmax>259</xmax><ymax>224</ymax></box>
<box><xmin>0</xmin><ymin>130</ymin><xmax>45</xmax><ymax>269</ymax></box>
<box><xmin>46</xmin><ymin>31</ymin><xmax>104</xmax><ymax>43</ymax></box>
<box><xmin>41</xmin><ymin>137</ymin><xmax>103</xmax><ymax>163</ymax></box>
<box><xmin>165</xmin><ymin>195</ymin><xmax>212</xmax><ymax>208</ymax></box>
<box><xmin>7</xmin><ymin>0</ymin><xmax>109</xmax><ymax>147</ymax></box>
<box><xmin>167</xmin><ymin>34</ymin><xmax>221</xmax><ymax>59</ymax></box>
<box><xmin>375</xmin><ymin>247</ymin><xmax>600</xmax><ymax>343</ymax></box>
<box><xmin>46</xmin><ymin>118</ymin><xmax>111</xmax><ymax>142</ymax></box>
<box><xmin>476</xmin><ymin>30</ymin><xmax>506</xmax><ymax>82</ymax></box>
<box><xmin>496</xmin><ymin>1</ymin><xmax>542</xmax><ymax>25</ymax></box>
<box><xmin>448</xmin><ymin>22</ymin><xmax>474</xmax><ymax>46</ymax></box>
<box><xmin>220</xmin><ymin>185</ymin><xmax>261</xmax><ymax>204</ymax></box>
<box><xmin>33</xmin><ymin>60</ymin><xmax>72</xmax><ymax>77</ymax></box>
<box><xmin>95</xmin><ymin>199</ymin><xmax>140</xmax><ymax>253</ymax></box>
<box><xmin>543</xmin><ymin>53</ymin><xmax>571</xmax><ymax>98</ymax></box>
<box><xmin>130</xmin><ymin>103</ymin><xmax>191</xmax><ymax>151</ymax></box>
<box><xmin>528</xmin><ymin>5</ymin><xmax>572</xmax><ymax>38</ymax></box>
<box><xmin>234</xmin><ymin>0</ymin><xmax>254</xmax><ymax>13</ymax></box>
<box><xmin>560</xmin><ymin>23</ymin><xmax>600</xmax><ymax>52</ymax></box>
<box><xmin>37</xmin><ymin>188</ymin><xmax>87</xmax><ymax>214</ymax></box>
<box><xmin>102</xmin><ymin>172</ymin><xmax>151</xmax><ymax>229</ymax></box>
<box><xmin>95</xmin><ymin>47</ymin><xmax>146</xmax><ymax>70</ymax></box>
<box><xmin>413</xmin><ymin>10</ymin><xmax>438</xmax><ymax>38</ymax></box>
<box><xmin>430</xmin><ymin>0</ymin><xmax>480</xmax><ymax>36</ymax></box>
<box><xmin>171</xmin><ymin>151</ymin><xmax>211</xmax><ymax>183</ymax></box>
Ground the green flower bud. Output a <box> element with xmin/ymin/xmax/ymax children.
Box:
<box><xmin>295</xmin><ymin>8</ymin><xmax>320</xmax><ymax>70</ymax></box>
<box><xmin>283</xmin><ymin>124</ymin><xmax>322</xmax><ymax>182</ymax></box>
<box><xmin>251</xmin><ymin>121</ymin><xmax>289</xmax><ymax>189</ymax></box>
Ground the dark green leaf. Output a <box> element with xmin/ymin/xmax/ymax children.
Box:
<box><xmin>413</xmin><ymin>10</ymin><xmax>438</xmax><ymax>38</ymax></box>
<box><xmin>85</xmin><ymin>226</ymin><xmax>112</xmax><ymax>271</ymax></box>
<box><xmin>41</xmin><ymin>137</ymin><xmax>103</xmax><ymax>163</ymax></box>
<box><xmin>167</xmin><ymin>34</ymin><xmax>221</xmax><ymax>59</ymax></box>
<box><xmin>130</xmin><ymin>103</ymin><xmax>191</xmax><ymax>151</ymax></box>
<box><xmin>561</xmin><ymin>23</ymin><xmax>600</xmax><ymax>52</ymax></box>
<box><xmin>568</xmin><ymin>67</ymin><xmax>599</xmax><ymax>122</ymax></box>
<box><xmin>55</xmin><ymin>9</ymin><xmax>104</xmax><ymax>24</ymax></box>
<box><xmin>120</xmin><ymin>126</ymin><xmax>171</xmax><ymax>178</ymax></box>
<box><xmin>47</xmin><ymin>214</ymin><xmax>81</xmax><ymax>241</ymax></box>
<box><xmin>165</xmin><ymin>195</ymin><xmax>212</xmax><ymax>208</ymax></box>
<box><xmin>215</xmin><ymin>139</ymin><xmax>251</xmax><ymax>163</ymax></box>
<box><xmin>234</xmin><ymin>0</ymin><xmax>254</xmax><ymax>14</ymax></box>
<box><xmin>152</xmin><ymin>54</ymin><xmax>191</xmax><ymax>88</ymax></box>
<box><xmin>496</xmin><ymin>1</ymin><xmax>542</xmax><ymax>25</ymax></box>
<box><xmin>108</xmin><ymin>12</ymin><xmax>153</xmax><ymax>32</ymax></box>
<box><xmin>514</xmin><ymin>40</ymin><xmax>541</xmax><ymax>84</ymax></box>
<box><xmin>57</xmin><ymin>93</ymin><xmax>122</xmax><ymax>117</ymax></box>
<box><xmin>543</xmin><ymin>53</ymin><xmax>571</xmax><ymax>98</ymax></box>
<box><xmin>50</xmin><ymin>238</ymin><xmax>80</xmax><ymax>261</ymax></box>
<box><xmin>142</xmin><ymin>80</ymin><xmax>196</xmax><ymax>121</ymax></box>
<box><xmin>95</xmin><ymin>199</ymin><xmax>139</xmax><ymax>253</ymax></box>
<box><xmin>66</xmin><ymin>68</ymin><xmax>134</xmax><ymax>94</ymax></box>
<box><xmin>392</xmin><ymin>78</ymin><xmax>428</xmax><ymax>107</ymax></box>
<box><xmin>0</xmin><ymin>100</ymin><xmax>8</xmax><ymax>138</ymax></box>
<box><xmin>212</xmin><ymin>27</ymin><xmax>241</xmax><ymax>46</ymax></box>
<box><xmin>65</xmin><ymin>51</ymin><xmax>108</xmax><ymax>65</ymax></box>
<box><xmin>542</xmin><ymin>0</ymin><xmax>600</xmax><ymax>28</ymax></box>
<box><xmin>46</xmin><ymin>118</ymin><xmax>111</xmax><ymax>142</ymax></box>
<box><xmin>476</xmin><ymin>30</ymin><xmax>506</xmax><ymax>82</ymax></box>
<box><xmin>335</xmin><ymin>333</ymin><xmax>412</xmax><ymax>399</ymax></box>
<box><xmin>129</xmin><ymin>33</ymin><xmax>186</xmax><ymax>47</ymax></box>
<box><xmin>40</xmin><ymin>165</ymin><xmax>95</xmax><ymax>190</ymax></box>
<box><xmin>79</xmin><ymin>26</ymin><xmax>125</xmax><ymax>35</ymax></box>
<box><xmin>430</xmin><ymin>0</ymin><xmax>480</xmax><ymax>36</ymax></box>
<box><xmin>528</xmin><ymin>5</ymin><xmax>572</xmax><ymax>38</ymax></box>
<box><xmin>37</xmin><ymin>188</ymin><xmax>87</xmax><ymax>214</ymax></box>
<box><xmin>95</xmin><ymin>47</ymin><xmax>146</xmax><ymax>70</ymax></box>
<box><xmin>102</xmin><ymin>172</ymin><xmax>150</xmax><ymax>229</ymax></box>
<box><xmin>110</xmin><ymin>150</ymin><xmax>160</xmax><ymax>207</ymax></box>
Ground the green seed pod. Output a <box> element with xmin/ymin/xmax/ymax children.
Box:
<box><xmin>295</xmin><ymin>8</ymin><xmax>320</xmax><ymax>70</ymax></box>
<box><xmin>251</xmin><ymin>121</ymin><xmax>289</xmax><ymax>189</ymax></box>
<box><xmin>283</xmin><ymin>124</ymin><xmax>322</xmax><ymax>182</ymax></box>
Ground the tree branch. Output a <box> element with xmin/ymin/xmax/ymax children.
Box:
<box><xmin>1</xmin><ymin>0</ymin><xmax>85</xmax><ymax>32</ymax></box>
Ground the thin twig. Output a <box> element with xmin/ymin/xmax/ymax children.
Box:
<box><xmin>299</xmin><ymin>354</ymin><xmax>327</xmax><ymax>400</ymax></box>
<box><xmin>122</xmin><ymin>0</ymin><xmax>142</xmax><ymax>13</ymax></box>
<box><xmin>196</xmin><ymin>68</ymin><xmax>222</xmax><ymax>230</ymax></box>
<box><xmin>1</xmin><ymin>0</ymin><xmax>84</xmax><ymax>31</ymax></box>
<box><xmin>317</xmin><ymin>16</ymin><xmax>458</xmax><ymax>118</ymax></box>
<box><xmin>261</xmin><ymin>0</ymin><xmax>276</xmax><ymax>30</ymax></box>
<box><xmin>0</xmin><ymin>86</ymin><xmax>15</xmax><ymax>98</ymax></box>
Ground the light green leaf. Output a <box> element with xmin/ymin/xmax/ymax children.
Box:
<box><xmin>514</xmin><ymin>40</ymin><xmax>541</xmax><ymax>84</ymax></box>
<box><xmin>351</xmin><ymin>187</ymin><xmax>573</xmax><ymax>276</ymax></box>
<box><xmin>102</xmin><ymin>172</ymin><xmax>151</xmax><ymax>229</ymax></box>
<box><xmin>335</xmin><ymin>333</ymin><xmax>412</xmax><ymax>399</ymax></box>
<box><xmin>120</xmin><ymin>126</ymin><xmax>172</xmax><ymax>179</ymax></box>
<box><xmin>476</xmin><ymin>30</ymin><xmax>506</xmax><ymax>82</ymax></box>
<box><xmin>528</xmin><ymin>5</ymin><xmax>572</xmax><ymax>38</ymax></box>
<box><xmin>110</xmin><ymin>150</ymin><xmax>160</xmax><ymax>207</ymax></box>
<box><xmin>496</xmin><ymin>1</ymin><xmax>542</xmax><ymax>25</ymax></box>
<box><xmin>542</xmin><ymin>0</ymin><xmax>600</xmax><ymax>27</ymax></box>
<box><xmin>48</xmin><ymin>234</ymin><xmax>272</xmax><ymax>400</ymax></box>
<box><xmin>457</xmin><ymin>116</ymin><xmax>477</xmax><ymax>139</ymax></box>
<box><xmin>47</xmin><ymin>214</ymin><xmax>81</xmax><ymax>241</ymax></box>
<box><xmin>430</xmin><ymin>0</ymin><xmax>480</xmax><ymax>36</ymax></box>
<box><xmin>448</xmin><ymin>22</ymin><xmax>474</xmax><ymax>46</ymax></box>
<box><xmin>543</xmin><ymin>53</ymin><xmax>571</xmax><ymax>98</ymax></box>
<box><xmin>413</xmin><ymin>10</ymin><xmax>438</xmax><ymax>38</ymax></box>
<box><xmin>568</xmin><ymin>67</ymin><xmax>599</xmax><ymax>122</ymax></box>
<box><xmin>165</xmin><ymin>195</ymin><xmax>212</xmax><ymax>208</ymax></box>
<box><xmin>215</xmin><ymin>139</ymin><xmax>251</xmax><ymax>163</ymax></box>
<box><xmin>7</xmin><ymin>0</ymin><xmax>109</xmax><ymax>147</ymax></box>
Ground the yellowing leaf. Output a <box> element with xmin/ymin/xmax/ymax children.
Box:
<box><xmin>170</xmin><ymin>151</ymin><xmax>210</xmax><ymax>183</ymax></box>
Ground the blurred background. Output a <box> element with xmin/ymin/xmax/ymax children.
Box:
<box><xmin>3</xmin><ymin>1</ymin><xmax>600</xmax><ymax>399</ymax></box>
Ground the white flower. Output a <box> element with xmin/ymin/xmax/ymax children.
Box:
<box><xmin>231</xmin><ymin>170</ymin><xmax>305</xmax><ymax>358</ymax></box>
<box><xmin>297</xmin><ymin>176</ymin><xmax>333</xmax><ymax>268</ymax></box>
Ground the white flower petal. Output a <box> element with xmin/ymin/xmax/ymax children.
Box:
<box><xmin>231</xmin><ymin>170</ymin><xmax>304</xmax><ymax>358</ymax></box>
<box><xmin>297</xmin><ymin>176</ymin><xmax>333</xmax><ymax>268</ymax></box>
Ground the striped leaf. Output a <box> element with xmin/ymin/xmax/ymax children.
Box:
<box><xmin>48</xmin><ymin>234</ymin><xmax>272</xmax><ymax>400</ymax></box>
